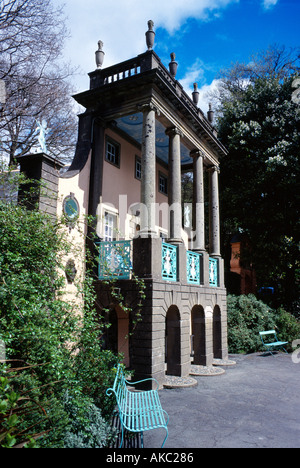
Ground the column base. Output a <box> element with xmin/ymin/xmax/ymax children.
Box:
<box><xmin>139</xmin><ymin>230</ymin><xmax>158</xmax><ymax>239</ymax></box>
<box><xmin>167</xmin><ymin>238</ymin><xmax>183</xmax><ymax>245</ymax></box>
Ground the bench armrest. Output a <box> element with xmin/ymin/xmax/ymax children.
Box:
<box><xmin>125</xmin><ymin>377</ymin><xmax>160</xmax><ymax>391</ymax></box>
<box><xmin>106</xmin><ymin>387</ymin><xmax>116</xmax><ymax>397</ymax></box>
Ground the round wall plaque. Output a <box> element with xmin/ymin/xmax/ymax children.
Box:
<box><xmin>63</xmin><ymin>194</ymin><xmax>80</xmax><ymax>222</ymax></box>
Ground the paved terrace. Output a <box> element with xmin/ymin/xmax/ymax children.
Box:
<box><xmin>144</xmin><ymin>353</ymin><xmax>300</xmax><ymax>449</ymax></box>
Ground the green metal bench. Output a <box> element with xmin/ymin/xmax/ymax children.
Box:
<box><xmin>259</xmin><ymin>330</ymin><xmax>288</xmax><ymax>356</ymax></box>
<box><xmin>106</xmin><ymin>365</ymin><xmax>169</xmax><ymax>448</ymax></box>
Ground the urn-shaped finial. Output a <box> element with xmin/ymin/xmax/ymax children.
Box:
<box><xmin>169</xmin><ymin>53</ymin><xmax>178</xmax><ymax>78</ymax></box>
<box><xmin>192</xmin><ymin>83</ymin><xmax>199</xmax><ymax>106</ymax></box>
<box><xmin>95</xmin><ymin>40</ymin><xmax>105</xmax><ymax>69</ymax></box>
<box><xmin>146</xmin><ymin>20</ymin><xmax>155</xmax><ymax>50</ymax></box>
<box><xmin>207</xmin><ymin>103</ymin><xmax>214</xmax><ymax>124</ymax></box>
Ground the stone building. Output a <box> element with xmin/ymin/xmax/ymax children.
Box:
<box><xmin>17</xmin><ymin>22</ymin><xmax>229</xmax><ymax>388</ymax></box>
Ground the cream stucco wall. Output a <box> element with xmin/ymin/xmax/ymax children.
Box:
<box><xmin>56</xmin><ymin>152</ymin><xmax>92</xmax><ymax>311</ymax></box>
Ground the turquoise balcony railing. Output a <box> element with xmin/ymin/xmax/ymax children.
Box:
<box><xmin>98</xmin><ymin>241</ymin><xmax>132</xmax><ymax>280</ymax></box>
<box><xmin>187</xmin><ymin>251</ymin><xmax>202</xmax><ymax>285</ymax></box>
<box><xmin>209</xmin><ymin>257</ymin><xmax>219</xmax><ymax>287</ymax></box>
<box><xmin>162</xmin><ymin>243</ymin><xmax>178</xmax><ymax>282</ymax></box>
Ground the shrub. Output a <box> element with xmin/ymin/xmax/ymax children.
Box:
<box><xmin>227</xmin><ymin>294</ymin><xmax>276</xmax><ymax>353</ymax></box>
<box><xmin>61</xmin><ymin>391</ymin><xmax>116</xmax><ymax>449</ymax></box>
<box><xmin>274</xmin><ymin>308</ymin><xmax>300</xmax><ymax>351</ymax></box>
<box><xmin>0</xmin><ymin>193</ymin><xmax>121</xmax><ymax>447</ymax></box>
<box><xmin>227</xmin><ymin>294</ymin><xmax>300</xmax><ymax>354</ymax></box>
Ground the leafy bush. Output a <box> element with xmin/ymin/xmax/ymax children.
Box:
<box><xmin>274</xmin><ymin>308</ymin><xmax>300</xmax><ymax>351</ymax></box>
<box><xmin>61</xmin><ymin>391</ymin><xmax>116</xmax><ymax>448</ymax></box>
<box><xmin>227</xmin><ymin>294</ymin><xmax>300</xmax><ymax>354</ymax></box>
<box><xmin>227</xmin><ymin>294</ymin><xmax>276</xmax><ymax>353</ymax></box>
<box><xmin>0</xmin><ymin>184</ymin><xmax>121</xmax><ymax>447</ymax></box>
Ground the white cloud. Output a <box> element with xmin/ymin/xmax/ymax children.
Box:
<box><xmin>262</xmin><ymin>0</ymin><xmax>279</xmax><ymax>10</ymax></box>
<box><xmin>52</xmin><ymin>0</ymin><xmax>239</xmax><ymax>93</ymax></box>
<box><xmin>178</xmin><ymin>59</ymin><xmax>221</xmax><ymax>113</ymax></box>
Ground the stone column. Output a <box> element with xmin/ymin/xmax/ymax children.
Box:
<box><xmin>191</xmin><ymin>150</ymin><xmax>205</xmax><ymax>252</ymax></box>
<box><xmin>140</xmin><ymin>103</ymin><xmax>158</xmax><ymax>237</ymax></box>
<box><xmin>209</xmin><ymin>166</ymin><xmax>221</xmax><ymax>257</ymax></box>
<box><xmin>166</xmin><ymin>127</ymin><xmax>183</xmax><ymax>243</ymax></box>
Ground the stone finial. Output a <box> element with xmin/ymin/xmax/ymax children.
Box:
<box><xmin>146</xmin><ymin>20</ymin><xmax>155</xmax><ymax>50</ymax></box>
<box><xmin>192</xmin><ymin>83</ymin><xmax>199</xmax><ymax>106</ymax></box>
<box><xmin>207</xmin><ymin>103</ymin><xmax>214</xmax><ymax>124</ymax></box>
<box><xmin>169</xmin><ymin>53</ymin><xmax>178</xmax><ymax>78</ymax></box>
<box><xmin>95</xmin><ymin>40</ymin><xmax>105</xmax><ymax>69</ymax></box>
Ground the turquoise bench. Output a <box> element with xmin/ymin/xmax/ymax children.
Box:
<box><xmin>259</xmin><ymin>330</ymin><xmax>288</xmax><ymax>356</ymax></box>
<box><xmin>106</xmin><ymin>365</ymin><xmax>169</xmax><ymax>448</ymax></box>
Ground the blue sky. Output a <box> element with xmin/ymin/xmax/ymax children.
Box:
<box><xmin>54</xmin><ymin>0</ymin><xmax>299</xmax><ymax>112</ymax></box>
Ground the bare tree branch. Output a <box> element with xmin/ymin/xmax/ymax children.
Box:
<box><xmin>0</xmin><ymin>0</ymin><xmax>78</xmax><ymax>165</ymax></box>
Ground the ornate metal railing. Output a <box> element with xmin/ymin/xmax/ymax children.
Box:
<box><xmin>187</xmin><ymin>251</ymin><xmax>202</xmax><ymax>285</ymax></box>
<box><xmin>98</xmin><ymin>241</ymin><xmax>132</xmax><ymax>280</ymax></box>
<box><xmin>162</xmin><ymin>242</ymin><xmax>178</xmax><ymax>282</ymax></box>
<box><xmin>209</xmin><ymin>257</ymin><xmax>219</xmax><ymax>287</ymax></box>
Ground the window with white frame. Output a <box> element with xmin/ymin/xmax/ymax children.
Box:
<box><xmin>105</xmin><ymin>137</ymin><xmax>120</xmax><ymax>167</ymax></box>
<box><xmin>104</xmin><ymin>212</ymin><xmax>117</xmax><ymax>241</ymax></box>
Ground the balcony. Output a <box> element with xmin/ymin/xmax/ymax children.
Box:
<box><xmin>97</xmin><ymin>239</ymin><xmax>220</xmax><ymax>288</ymax></box>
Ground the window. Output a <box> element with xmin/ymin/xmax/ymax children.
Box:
<box><xmin>104</xmin><ymin>212</ymin><xmax>117</xmax><ymax>241</ymax></box>
<box><xmin>159</xmin><ymin>172</ymin><xmax>168</xmax><ymax>195</ymax></box>
<box><xmin>135</xmin><ymin>156</ymin><xmax>142</xmax><ymax>180</ymax></box>
<box><xmin>105</xmin><ymin>137</ymin><xmax>120</xmax><ymax>167</ymax></box>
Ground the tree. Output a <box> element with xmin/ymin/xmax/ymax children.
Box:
<box><xmin>0</xmin><ymin>0</ymin><xmax>78</xmax><ymax>165</ymax></box>
<box><xmin>216</xmin><ymin>46</ymin><xmax>300</xmax><ymax>309</ymax></box>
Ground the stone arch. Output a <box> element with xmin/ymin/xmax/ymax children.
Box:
<box><xmin>191</xmin><ymin>305</ymin><xmax>206</xmax><ymax>365</ymax></box>
<box><xmin>213</xmin><ymin>305</ymin><xmax>222</xmax><ymax>359</ymax></box>
<box><xmin>104</xmin><ymin>305</ymin><xmax>131</xmax><ymax>367</ymax></box>
<box><xmin>165</xmin><ymin>306</ymin><xmax>181</xmax><ymax>376</ymax></box>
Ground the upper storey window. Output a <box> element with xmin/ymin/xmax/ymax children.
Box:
<box><xmin>105</xmin><ymin>137</ymin><xmax>120</xmax><ymax>167</ymax></box>
<box><xmin>135</xmin><ymin>156</ymin><xmax>142</xmax><ymax>180</ymax></box>
<box><xmin>159</xmin><ymin>172</ymin><xmax>168</xmax><ymax>196</ymax></box>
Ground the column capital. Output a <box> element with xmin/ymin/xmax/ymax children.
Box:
<box><xmin>137</xmin><ymin>101</ymin><xmax>160</xmax><ymax>116</ymax></box>
<box><xmin>190</xmin><ymin>149</ymin><xmax>205</xmax><ymax>159</ymax></box>
<box><xmin>207</xmin><ymin>165</ymin><xmax>220</xmax><ymax>174</ymax></box>
<box><xmin>165</xmin><ymin>126</ymin><xmax>183</xmax><ymax>138</ymax></box>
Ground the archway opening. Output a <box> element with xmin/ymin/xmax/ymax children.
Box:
<box><xmin>191</xmin><ymin>305</ymin><xmax>206</xmax><ymax>365</ymax></box>
<box><xmin>103</xmin><ymin>306</ymin><xmax>131</xmax><ymax>367</ymax></box>
<box><xmin>213</xmin><ymin>305</ymin><xmax>222</xmax><ymax>359</ymax></box>
<box><xmin>165</xmin><ymin>306</ymin><xmax>181</xmax><ymax>376</ymax></box>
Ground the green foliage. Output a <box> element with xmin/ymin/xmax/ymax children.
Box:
<box><xmin>227</xmin><ymin>294</ymin><xmax>300</xmax><ymax>354</ymax></box>
<box><xmin>218</xmin><ymin>69</ymin><xmax>300</xmax><ymax>308</ymax></box>
<box><xmin>0</xmin><ymin>371</ymin><xmax>48</xmax><ymax>448</ymax></box>
<box><xmin>0</xmin><ymin>200</ymin><xmax>78</xmax><ymax>387</ymax></box>
<box><xmin>61</xmin><ymin>391</ymin><xmax>116</xmax><ymax>448</ymax></box>
<box><xmin>0</xmin><ymin>177</ymin><xmax>120</xmax><ymax>447</ymax></box>
<box><xmin>274</xmin><ymin>308</ymin><xmax>300</xmax><ymax>349</ymax></box>
<box><xmin>227</xmin><ymin>294</ymin><xmax>276</xmax><ymax>353</ymax></box>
